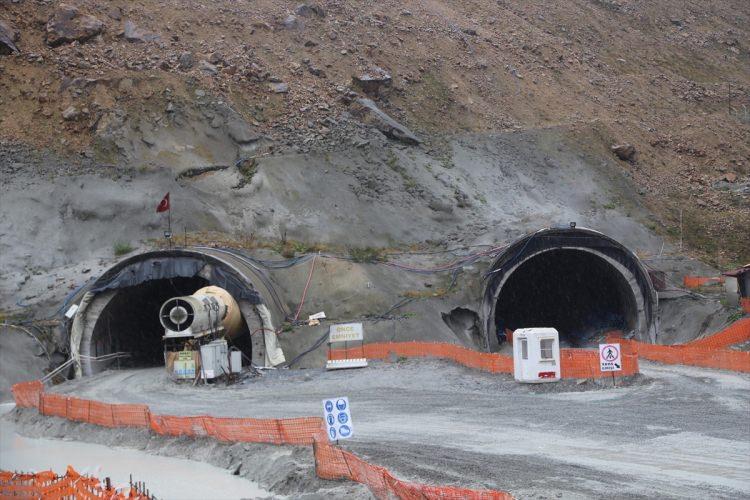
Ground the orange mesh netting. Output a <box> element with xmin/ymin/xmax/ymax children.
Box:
<box><xmin>10</xmin><ymin>380</ymin><xmax>43</xmax><ymax>409</ymax></box>
<box><xmin>741</xmin><ymin>297</ymin><xmax>750</xmax><ymax>314</ymax></box>
<box><xmin>0</xmin><ymin>466</ymin><xmax>150</xmax><ymax>499</ymax></box>
<box><xmin>314</xmin><ymin>438</ymin><xmax>513</xmax><ymax>499</ymax></box>
<box><xmin>683</xmin><ymin>276</ymin><xmax>724</xmax><ymax>288</ymax></box>
<box><xmin>607</xmin><ymin>318</ymin><xmax>750</xmax><ymax>373</ymax></box>
<box><xmin>13</xmin><ymin>386</ymin><xmax>515</xmax><ymax>499</ymax></box>
<box><xmin>148</xmin><ymin>414</ymin><xmax>323</xmax><ymax>445</ymax></box>
<box><xmin>686</xmin><ymin>317</ymin><xmax>750</xmax><ymax>349</ymax></box>
<box><xmin>39</xmin><ymin>393</ymin><xmax>152</xmax><ymax>428</ymax></box>
<box><xmin>329</xmin><ymin>341</ymin><xmax>638</xmax><ymax>379</ymax></box>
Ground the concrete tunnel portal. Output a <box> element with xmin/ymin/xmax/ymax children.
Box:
<box><xmin>69</xmin><ymin>249</ymin><xmax>287</xmax><ymax>376</ymax></box>
<box><xmin>66</xmin><ymin>229</ymin><xmax>656</xmax><ymax>377</ymax></box>
<box><xmin>482</xmin><ymin>228</ymin><xmax>656</xmax><ymax>350</ymax></box>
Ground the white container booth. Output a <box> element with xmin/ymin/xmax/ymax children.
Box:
<box><xmin>512</xmin><ymin>327</ymin><xmax>561</xmax><ymax>383</ymax></box>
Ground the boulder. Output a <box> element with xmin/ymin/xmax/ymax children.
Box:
<box><xmin>123</xmin><ymin>20</ymin><xmax>160</xmax><ymax>43</ymax></box>
<box><xmin>46</xmin><ymin>4</ymin><xmax>104</xmax><ymax>47</ymax></box>
<box><xmin>269</xmin><ymin>82</ymin><xmax>289</xmax><ymax>93</ymax></box>
<box><xmin>282</xmin><ymin>15</ymin><xmax>302</xmax><ymax>30</ymax></box>
<box><xmin>208</xmin><ymin>51</ymin><xmax>223</xmax><ymax>65</ymax></box>
<box><xmin>178</xmin><ymin>51</ymin><xmax>194</xmax><ymax>69</ymax></box>
<box><xmin>61</xmin><ymin>106</ymin><xmax>79</xmax><ymax>121</ymax></box>
<box><xmin>352</xmin><ymin>66</ymin><xmax>392</xmax><ymax>95</ymax></box>
<box><xmin>0</xmin><ymin>20</ymin><xmax>20</xmax><ymax>55</ymax></box>
<box><xmin>350</xmin><ymin>98</ymin><xmax>420</xmax><ymax>145</ymax></box>
<box><xmin>611</xmin><ymin>143</ymin><xmax>636</xmax><ymax>162</ymax></box>
<box><xmin>226</xmin><ymin>118</ymin><xmax>261</xmax><ymax>144</ymax></box>
<box><xmin>199</xmin><ymin>60</ymin><xmax>218</xmax><ymax>75</ymax></box>
<box><xmin>295</xmin><ymin>3</ymin><xmax>326</xmax><ymax>18</ymax></box>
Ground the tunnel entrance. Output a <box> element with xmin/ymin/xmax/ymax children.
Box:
<box><xmin>494</xmin><ymin>249</ymin><xmax>638</xmax><ymax>347</ymax></box>
<box><xmin>90</xmin><ymin>277</ymin><xmax>251</xmax><ymax>368</ymax></box>
<box><xmin>482</xmin><ymin>228</ymin><xmax>656</xmax><ymax>350</ymax></box>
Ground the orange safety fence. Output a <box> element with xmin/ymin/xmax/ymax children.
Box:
<box><xmin>10</xmin><ymin>380</ymin><xmax>43</xmax><ymax>409</ymax></box>
<box><xmin>685</xmin><ymin>317</ymin><xmax>750</xmax><ymax>349</ymax></box>
<box><xmin>149</xmin><ymin>414</ymin><xmax>323</xmax><ymax>446</ymax></box>
<box><xmin>329</xmin><ymin>341</ymin><xmax>638</xmax><ymax>379</ymax></box>
<box><xmin>683</xmin><ymin>275</ymin><xmax>724</xmax><ymax>288</ymax></box>
<box><xmin>607</xmin><ymin>318</ymin><xmax>750</xmax><ymax>373</ymax></box>
<box><xmin>12</xmin><ymin>387</ymin><xmax>515</xmax><ymax>499</ymax></box>
<box><xmin>39</xmin><ymin>393</ymin><xmax>151</xmax><ymax>428</ymax></box>
<box><xmin>314</xmin><ymin>437</ymin><xmax>513</xmax><ymax>500</ymax></box>
<box><xmin>0</xmin><ymin>466</ymin><xmax>150</xmax><ymax>499</ymax></box>
<box><xmin>561</xmin><ymin>342</ymin><xmax>639</xmax><ymax>379</ymax></box>
<box><xmin>742</xmin><ymin>297</ymin><xmax>750</xmax><ymax>314</ymax></box>
<box><xmin>330</xmin><ymin>341</ymin><xmax>515</xmax><ymax>374</ymax></box>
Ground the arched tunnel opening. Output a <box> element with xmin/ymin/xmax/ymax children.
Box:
<box><xmin>494</xmin><ymin>249</ymin><xmax>639</xmax><ymax>347</ymax></box>
<box><xmin>90</xmin><ymin>277</ymin><xmax>252</xmax><ymax>368</ymax></box>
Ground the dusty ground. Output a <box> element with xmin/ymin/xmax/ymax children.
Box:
<box><xmin>32</xmin><ymin>359</ymin><xmax>750</xmax><ymax>499</ymax></box>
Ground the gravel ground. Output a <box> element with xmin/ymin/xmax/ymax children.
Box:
<box><xmin>44</xmin><ymin>359</ymin><xmax>750</xmax><ymax>499</ymax></box>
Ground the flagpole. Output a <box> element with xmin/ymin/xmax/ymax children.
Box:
<box><xmin>168</xmin><ymin>203</ymin><xmax>172</xmax><ymax>249</ymax></box>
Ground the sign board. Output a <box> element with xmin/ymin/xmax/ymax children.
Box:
<box><xmin>599</xmin><ymin>343</ymin><xmax>622</xmax><ymax>372</ymax></box>
<box><xmin>64</xmin><ymin>304</ymin><xmax>79</xmax><ymax>319</ymax></box>
<box><xmin>322</xmin><ymin>397</ymin><xmax>353</xmax><ymax>441</ymax></box>
<box><xmin>174</xmin><ymin>350</ymin><xmax>196</xmax><ymax>379</ymax></box>
<box><xmin>329</xmin><ymin>323</ymin><xmax>363</xmax><ymax>343</ymax></box>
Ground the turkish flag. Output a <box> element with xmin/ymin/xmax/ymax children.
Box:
<box><xmin>156</xmin><ymin>192</ymin><xmax>170</xmax><ymax>213</ymax></box>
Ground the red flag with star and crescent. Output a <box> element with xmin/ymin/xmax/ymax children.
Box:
<box><xmin>156</xmin><ymin>192</ymin><xmax>170</xmax><ymax>213</ymax></box>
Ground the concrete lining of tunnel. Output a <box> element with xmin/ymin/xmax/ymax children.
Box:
<box><xmin>70</xmin><ymin>248</ymin><xmax>286</xmax><ymax>376</ymax></box>
<box><xmin>482</xmin><ymin>227</ymin><xmax>657</xmax><ymax>351</ymax></box>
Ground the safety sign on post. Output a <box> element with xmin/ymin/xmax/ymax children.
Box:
<box><xmin>599</xmin><ymin>343</ymin><xmax>622</xmax><ymax>372</ymax></box>
<box><xmin>326</xmin><ymin>323</ymin><xmax>368</xmax><ymax>370</ymax></box>
<box><xmin>322</xmin><ymin>396</ymin><xmax>353</xmax><ymax>441</ymax></box>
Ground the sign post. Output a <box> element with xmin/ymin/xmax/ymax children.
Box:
<box><xmin>322</xmin><ymin>397</ymin><xmax>353</xmax><ymax>442</ymax></box>
<box><xmin>599</xmin><ymin>343</ymin><xmax>622</xmax><ymax>387</ymax></box>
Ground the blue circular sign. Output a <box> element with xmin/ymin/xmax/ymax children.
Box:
<box><xmin>325</xmin><ymin>401</ymin><xmax>333</xmax><ymax>413</ymax></box>
<box><xmin>327</xmin><ymin>414</ymin><xmax>335</xmax><ymax>426</ymax></box>
<box><xmin>336</xmin><ymin>399</ymin><xmax>347</xmax><ymax>411</ymax></box>
<box><xmin>339</xmin><ymin>425</ymin><xmax>351</xmax><ymax>437</ymax></box>
<box><xmin>337</xmin><ymin>412</ymin><xmax>348</xmax><ymax>424</ymax></box>
<box><xmin>329</xmin><ymin>427</ymin><xmax>337</xmax><ymax>439</ymax></box>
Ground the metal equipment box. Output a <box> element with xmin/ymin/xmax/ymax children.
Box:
<box><xmin>200</xmin><ymin>339</ymin><xmax>229</xmax><ymax>379</ymax></box>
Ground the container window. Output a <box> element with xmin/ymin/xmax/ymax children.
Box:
<box><xmin>521</xmin><ymin>339</ymin><xmax>528</xmax><ymax>360</ymax></box>
<box><xmin>540</xmin><ymin>338</ymin><xmax>554</xmax><ymax>360</ymax></box>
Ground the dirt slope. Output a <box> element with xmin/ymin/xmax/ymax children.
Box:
<box><xmin>0</xmin><ymin>0</ymin><xmax>748</xmax><ymax>263</ymax></box>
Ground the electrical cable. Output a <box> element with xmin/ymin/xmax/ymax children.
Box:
<box><xmin>293</xmin><ymin>255</ymin><xmax>317</xmax><ymax>322</ymax></box>
<box><xmin>286</xmin><ymin>330</ymin><xmax>330</xmax><ymax>368</ymax></box>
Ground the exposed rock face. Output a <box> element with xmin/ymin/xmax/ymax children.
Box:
<box><xmin>0</xmin><ymin>20</ymin><xmax>20</xmax><ymax>55</ymax></box>
<box><xmin>46</xmin><ymin>4</ymin><xmax>104</xmax><ymax>47</ymax></box>
<box><xmin>351</xmin><ymin>98</ymin><xmax>420</xmax><ymax>145</ymax></box>
<box><xmin>352</xmin><ymin>67</ymin><xmax>392</xmax><ymax>95</ymax></box>
<box><xmin>611</xmin><ymin>143</ymin><xmax>637</xmax><ymax>162</ymax></box>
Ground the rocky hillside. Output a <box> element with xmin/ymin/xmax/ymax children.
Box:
<box><xmin>1</xmin><ymin>0</ymin><xmax>748</xmax><ymax>263</ymax></box>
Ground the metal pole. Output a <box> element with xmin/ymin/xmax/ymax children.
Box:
<box><xmin>168</xmin><ymin>205</ymin><xmax>173</xmax><ymax>249</ymax></box>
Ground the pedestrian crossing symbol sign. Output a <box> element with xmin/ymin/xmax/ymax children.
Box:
<box><xmin>599</xmin><ymin>343</ymin><xmax>622</xmax><ymax>372</ymax></box>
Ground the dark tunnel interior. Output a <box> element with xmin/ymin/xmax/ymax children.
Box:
<box><xmin>91</xmin><ymin>277</ymin><xmax>251</xmax><ymax>367</ymax></box>
<box><xmin>494</xmin><ymin>249</ymin><xmax>637</xmax><ymax>347</ymax></box>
